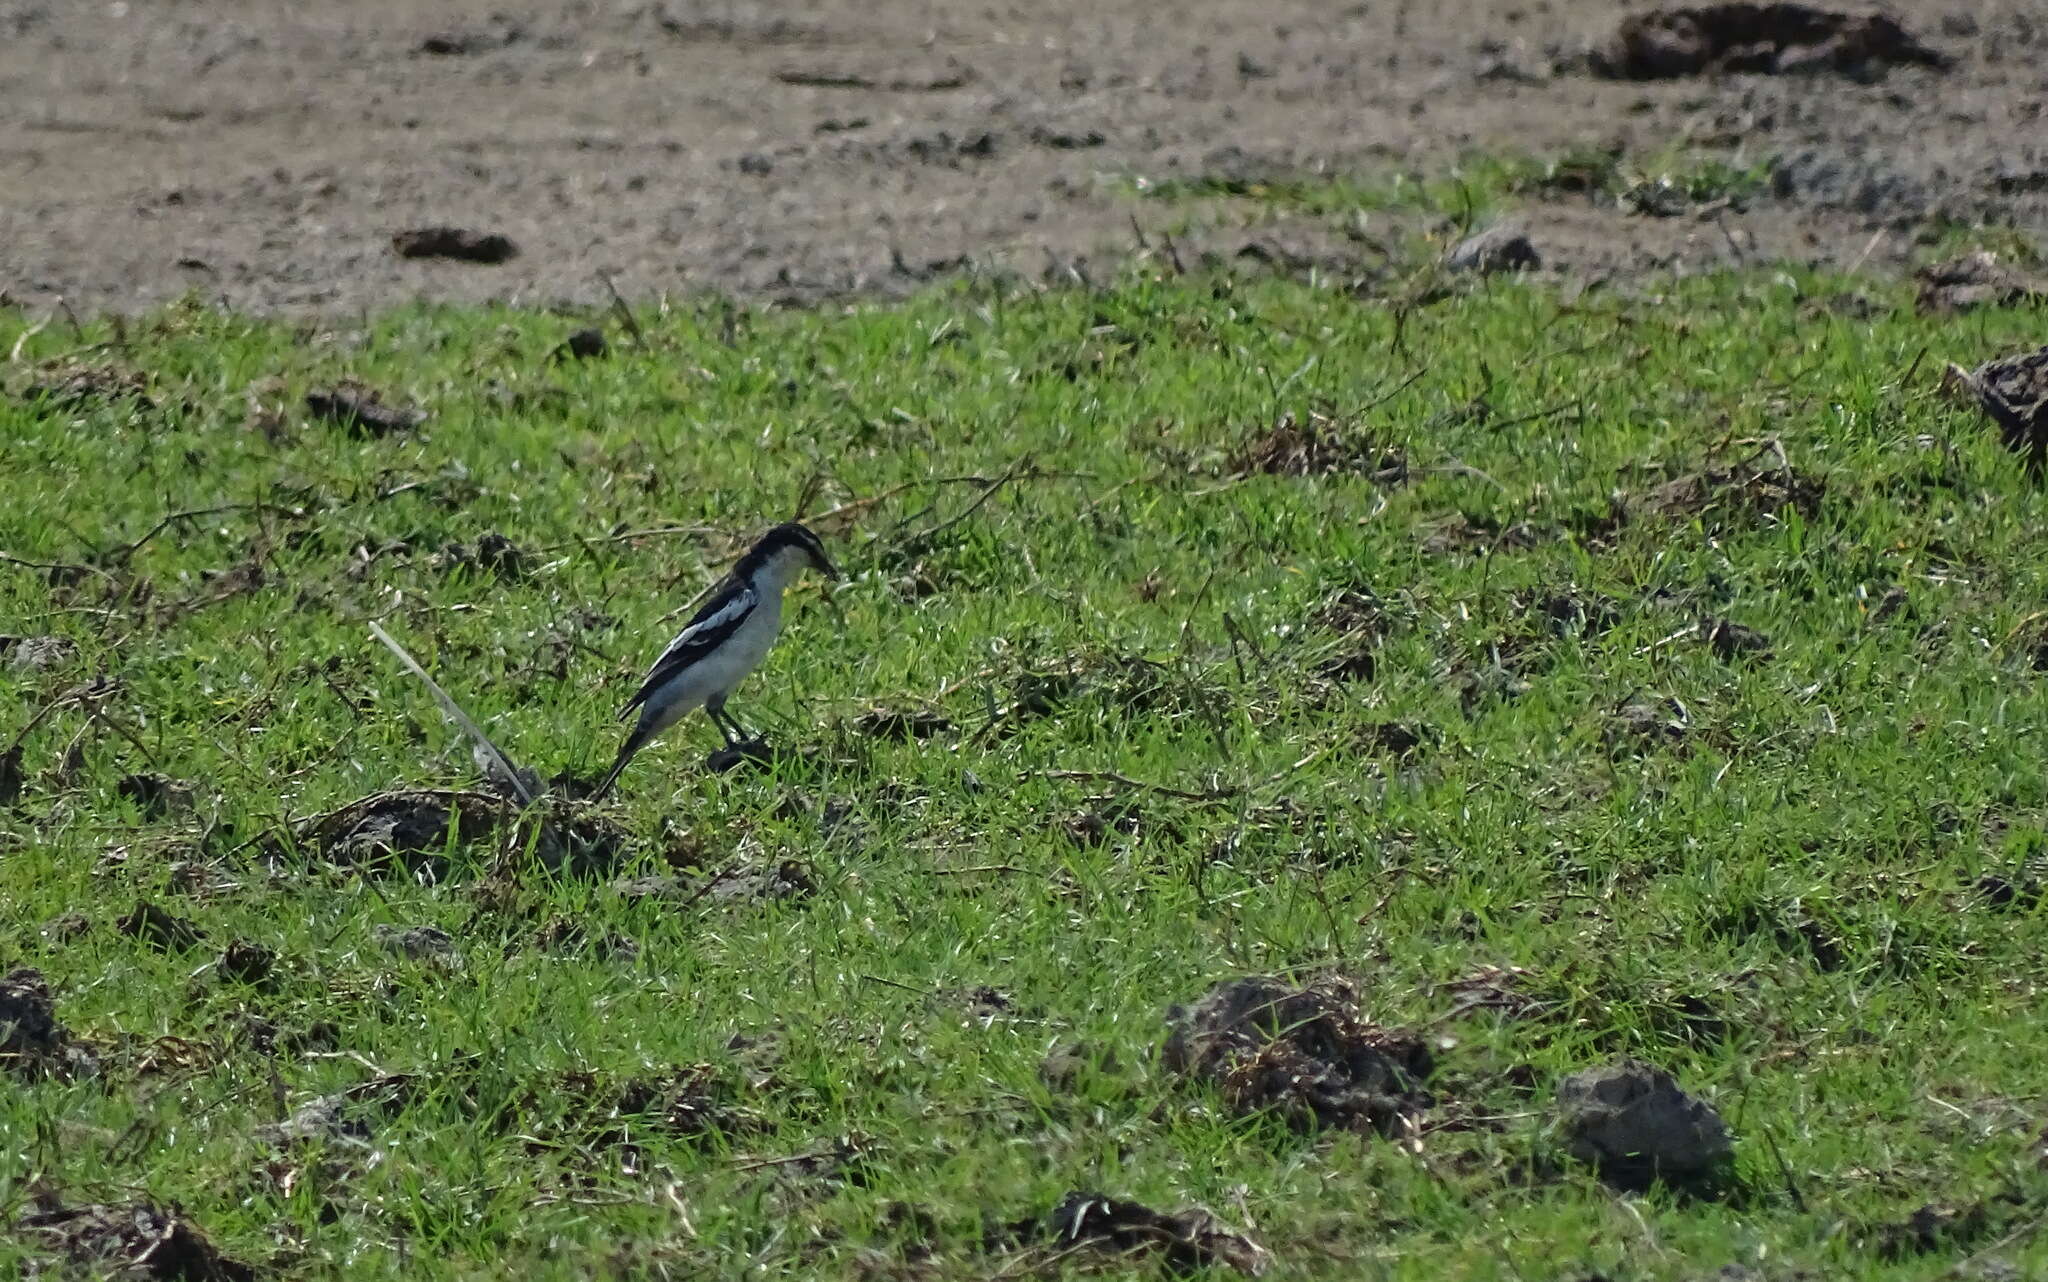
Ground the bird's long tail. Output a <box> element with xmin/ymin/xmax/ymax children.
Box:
<box><xmin>591</xmin><ymin>723</ymin><xmax>653</xmax><ymax>802</ymax></box>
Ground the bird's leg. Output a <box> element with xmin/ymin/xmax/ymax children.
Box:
<box><xmin>706</xmin><ymin>700</ymin><xmax>742</xmax><ymax>747</ymax></box>
<box><xmin>721</xmin><ymin>705</ymin><xmax>758</xmax><ymax>746</ymax></box>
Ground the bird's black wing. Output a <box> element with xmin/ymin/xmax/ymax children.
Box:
<box><xmin>617</xmin><ymin>581</ymin><xmax>757</xmax><ymax>721</ymax></box>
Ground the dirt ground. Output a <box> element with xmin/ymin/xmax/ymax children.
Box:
<box><xmin>2</xmin><ymin>0</ymin><xmax>2044</xmax><ymax>315</ymax></box>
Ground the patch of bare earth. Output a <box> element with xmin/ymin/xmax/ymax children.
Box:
<box><xmin>0</xmin><ymin>1</ymin><xmax>2041</xmax><ymax>314</ymax></box>
<box><xmin>16</xmin><ymin>1190</ymin><xmax>256</xmax><ymax>1282</ymax></box>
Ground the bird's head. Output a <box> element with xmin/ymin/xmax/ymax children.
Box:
<box><xmin>744</xmin><ymin>521</ymin><xmax>839</xmax><ymax>585</ymax></box>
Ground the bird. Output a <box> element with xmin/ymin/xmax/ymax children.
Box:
<box><xmin>593</xmin><ymin>521</ymin><xmax>838</xmax><ymax>799</ymax></box>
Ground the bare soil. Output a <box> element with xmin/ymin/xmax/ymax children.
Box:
<box><xmin>1</xmin><ymin>0</ymin><xmax>2044</xmax><ymax>314</ymax></box>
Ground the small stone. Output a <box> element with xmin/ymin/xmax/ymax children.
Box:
<box><xmin>1447</xmin><ymin>226</ymin><xmax>1541</xmax><ymax>275</ymax></box>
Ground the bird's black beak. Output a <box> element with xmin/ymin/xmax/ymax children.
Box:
<box><xmin>814</xmin><ymin>552</ymin><xmax>840</xmax><ymax>581</ymax></box>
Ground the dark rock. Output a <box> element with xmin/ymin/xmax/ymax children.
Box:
<box><xmin>1554</xmin><ymin>1058</ymin><xmax>1733</xmax><ymax>1182</ymax></box>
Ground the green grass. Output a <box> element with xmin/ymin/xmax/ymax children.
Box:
<box><xmin>4</xmin><ymin>266</ymin><xmax>2048</xmax><ymax>1279</ymax></box>
<box><xmin>1129</xmin><ymin>144</ymin><xmax>1778</xmax><ymax>228</ymax></box>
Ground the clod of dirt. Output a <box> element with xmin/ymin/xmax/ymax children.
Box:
<box><xmin>999</xmin><ymin>1191</ymin><xmax>1269</xmax><ymax>1276</ymax></box>
<box><xmin>1607</xmin><ymin>699</ymin><xmax>1691</xmax><ymax>752</ymax></box>
<box><xmin>775</xmin><ymin>62</ymin><xmax>973</xmax><ymax>92</ymax></box>
<box><xmin>1591</xmin><ymin>4</ymin><xmax>1949</xmax><ymax>80</ymax></box>
<box><xmin>1715</xmin><ymin>897</ymin><xmax>1844</xmax><ymax>970</ymax></box>
<box><xmin>1916</xmin><ymin>253</ymin><xmax>2048</xmax><ymax>315</ymax></box>
<box><xmin>1446</xmin><ymin>225</ymin><xmax>1541</xmax><ymax>275</ymax></box>
<box><xmin>308</xmin><ymin>789</ymin><xmax>627</xmax><ymax>881</ymax></box>
<box><xmin>1356</xmin><ymin>721</ymin><xmax>1430</xmax><ymax>759</ymax></box>
<box><xmin>117</xmin><ymin>901</ymin><xmax>206</xmax><ymax>953</ymax></box>
<box><xmin>313</xmin><ymin>790</ymin><xmax>498</xmax><ymax>877</ymax></box>
<box><xmin>14</xmin><ymin>361</ymin><xmax>154</xmax><ymax>411</ymax></box>
<box><xmin>1061</xmin><ymin>799</ymin><xmax>1144</xmax><ymax>848</ymax></box>
<box><xmin>432</xmin><ymin>531</ymin><xmax>527</xmax><ymax>579</ymax></box>
<box><xmin>1972</xmin><ymin>868</ymin><xmax>2042</xmax><ymax>913</ymax></box>
<box><xmin>116</xmin><ymin>773</ymin><xmax>195</xmax><ymax>820</ymax></box>
<box><xmin>1229</xmin><ymin>411</ymin><xmax>1406</xmax><ymax>479</ymax></box>
<box><xmin>1317</xmin><ymin>644</ymin><xmax>1376</xmax><ymax>684</ymax></box>
<box><xmin>0</xmin><ymin>745</ymin><xmax>22</xmax><ymax>806</ymax></box>
<box><xmin>263</xmin><ymin>1064</ymin><xmax>458</xmax><ymax>1145</ymax></box>
<box><xmin>1</xmin><ymin>967</ymin><xmax>95</xmax><ymax>1080</ymax></box>
<box><xmin>1162</xmin><ymin>976</ymin><xmax>1433</xmax><ymax>1136</ymax></box>
<box><xmin>1554</xmin><ymin>1059</ymin><xmax>1733</xmax><ymax>1185</ymax></box>
<box><xmin>1700</xmin><ymin>617</ymin><xmax>1773</xmax><ymax>662</ymax></box>
<box><xmin>706</xmin><ymin>858</ymin><xmax>817</xmax><ymax>904</ymax></box>
<box><xmin>609</xmin><ymin>1065</ymin><xmax>737</xmax><ymax>1133</ymax></box>
<box><xmin>1422</xmin><ymin>513</ymin><xmax>1544</xmax><ymax>556</ymax></box>
<box><xmin>416</xmin><ymin>18</ymin><xmax>524</xmax><ymax>56</ymax></box>
<box><xmin>1643</xmin><ymin>456</ymin><xmax>1824</xmax><ymax>527</ymax></box>
<box><xmin>390</xmin><ymin>226</ymin><xmax>519</xmax><ymax>263</ymax></box>
<box><xmin>529</xmin><ymin>915</ymin><xmax>641</xmax><ymax>962</ymax></box>
<box><xmin>611</xmin><ymin>873</ymin><xmax>686</xmax><ymax>903</ymax></box>
<box><xmin>1030</xmin><ymin>126</ymin><xmax>1106</xmax><ymax>150</ymax></box>
<box><xmin>552</xmin><ymin>327</ymin><xmax>609</xmax><ymax>361</ymax></box>
<box><xmin>1944</xmin><ymin>345</ymin><xmax>2048</xmax><ymax>476</ymax></box>
<box><xmin>1873</xmin><ymin>1191</ymin><xmax>2028</xmax><ymax>1260</ymax></box>
<box><xmin>1518</xmin><ymin>589</ymin><xmax>1623</xmax><ymax>640</ymax></box>
<box><xmin>305</xmin><ymin>385</ymin><xmax>427</xmax><ymax>437</ymax></box>
<box><xmin>930</xmin><ymin>985</ymin><xmax>1019</xmax><ymax>1026</ymax></box>
<box><xmin>1310</xmin><ymin>588</ymin><xmax>1390</xmax><ymax>638</ymax></box>
<box><xmin>526</xmin><ymin>1064</ymin><xmax>745</xmax><ymax>1174</ymax></box>
<box><xmin>41</xmin><ymin>912</ymin><xmax>91</xmax><ymax>943</ymax></box>
<box><xmin>1039</xmin><ymin>1040</ymin><xmax>1126</xmax><ymax>1094</ymax></box>
<box><xmin>216</xmin><ymin>939</ymin><xmax>276</xmax><ymax>985</ymax></box>
<box><xmin>17</xmin><ymin>1191</ymin><xmax>255</xmax><ymax>1282</ymax></box>
<box><xmin>854</xmin><ymin>705</ymin><xmax>953</xmax><ymax>741</ymax></box>
<box><xmin>5</xmin><ymin>633</ymin><xmax>79</xmax><ymax>671</ymax></box>
<box><xmin>1439</xmin><ymin>965</ymin><xmax>1548</xmax><ymax>1020</ymax></box>
<box><xmin>372</xmin><ymin>924</ymin><xmax>456</xmax><ymax>960</ymax></box>
<box><xmin>610</xmin><ymin>857</ymin><xmax>817</xmax><ymax>907</ymax></box>
<box><xmin>1454</xmin><ymin>651</ymin><xmax>1533</xmax><ymax>712</ymax></box>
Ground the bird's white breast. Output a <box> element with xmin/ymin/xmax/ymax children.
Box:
<box><xmin>637</xmin><ymin>591</ymin><xmax>783</xmax><ymax>733</ymax></box>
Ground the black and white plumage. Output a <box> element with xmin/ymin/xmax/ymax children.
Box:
<box><xmin>594</xmin><ymin>522</ymin><xmax>837</xmax><ymax>799</ymax></box>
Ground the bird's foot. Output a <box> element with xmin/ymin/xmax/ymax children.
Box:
<box><xmin>705</xmin><ymin>737</ymin><xmax>777</xmax><ymax>774</ymax></box>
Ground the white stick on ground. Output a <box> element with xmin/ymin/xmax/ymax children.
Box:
<box><xmin>367</xmin><ymin>620</ymin><xmax>537</xmax><ymax>807</ymax></box>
